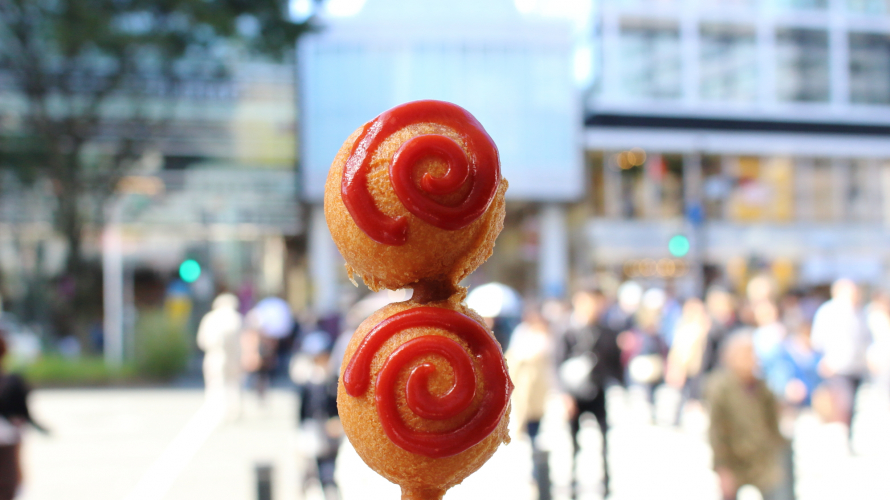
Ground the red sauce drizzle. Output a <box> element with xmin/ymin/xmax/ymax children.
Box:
<box><xmin>341</xmin><ymin>100</ymin><xmax>501</xmax><ymax>246</ymax></box>
<box><xmin>342</xmin><ymin>307</ymin><xmax>513</xmax><ymax>458</ymax></box>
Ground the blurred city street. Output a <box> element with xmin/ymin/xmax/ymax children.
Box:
<box><xmin>17</xmin><ymin>385</ymin><xmax>890</xmax><ymax>500</ymax></box>
<box><xmin>19</xmin><ymin>388</ymin><xmax>299</xmax><ymax>500</ymax></box>
<box><xmin>3</xmin><ymin>1</ymin><xmax>890</xmax><ymax>500</ymax></box>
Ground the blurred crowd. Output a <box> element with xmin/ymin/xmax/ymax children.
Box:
<box><xmin>504</xmin><ymin>276</ymin><xmax>890</xmax><ymax>500</ymax></box>
<box><xmin>188</xmin><ymin>275</ymin><xmax>890</xmax><ymax>500</ymax></box>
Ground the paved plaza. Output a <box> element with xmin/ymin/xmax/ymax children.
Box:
<box><xmin>15</xmin><ymin>385</ymin><xmax>890</xmax><ymax>500</ymax></box>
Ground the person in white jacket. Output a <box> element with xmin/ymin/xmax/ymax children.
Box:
<box><xmin>811</xmin><ymin>279</ymin><xmax>871</xmax><ymax>442</ymax></box>
<box><xmin>197</xmin><ymin>293</ymin><xmax>243</xmax><ymax>419</ymax></box>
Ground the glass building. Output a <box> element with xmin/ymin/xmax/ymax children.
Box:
<box><xmin>583</xmin><ymin>0</ymin><xmax>890</xmax><ymax>293</ymax></box>
<box><xmin>295</xmin><ymin>0</ymin><xmax>890</xmax><ymax>304</ymax></box>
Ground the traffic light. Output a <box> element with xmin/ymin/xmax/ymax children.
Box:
<box><xmin>178</xmin><ymin>259</ymin><xmax>202</xmax><ymax>283</ymax></box>
<box><xmin>668</xmin><ymin>235</ymin><xmax>690</xmax><ymax>258</ymax></box>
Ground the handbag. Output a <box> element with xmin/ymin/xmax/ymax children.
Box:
<box><xmin>558</xmin><ymin>325</ymin><xmax>601</xmax><ymax>400</ymax></box>
<box><xmin>559</xmin><ymin>351</ymin><xmax>600</xmax><ymax>400</ymax></box>
<box><xmin>628</xmin><ymin>354</ymin><xmax>665</xmax><ymax>385</ymax></box>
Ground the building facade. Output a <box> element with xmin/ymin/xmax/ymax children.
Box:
<box><xmin>299</xmin><ymin>0</ymin><xmax>582</xmax><ymax>311</ymax></box>
<box><xmin>580</xmin><ymin>0</ymin><xmax>890</xmax><ymax>295</ymax></box>
<box><xmin>299</xmin><ymin>0</ymin><xmax>890</xmax><ymax>307</ymax></box>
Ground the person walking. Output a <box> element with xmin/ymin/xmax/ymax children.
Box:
<box><xmin>506</xmin><ymin>304</ymin><xmax>554</xmax><ymax>500</ymax></box>
<box><xmin>866</xmin><ymin>292</ymin><xmax>890</xmax><ymax>401</ymax></box>
<box><xmin>701</xmin><ymin>287</ymin><xmax>740</xmax><ymax>376</ymax></box>
<box><xmin>0</xmin><ymin>334</ymin><xmax>47</xmax><ymax>500</ymax></box>
<box><xmin>292</xmin><ymin>331</ymin><xmax>342</xmax><ymax>500</ymax></box>
<box><xmin>197</xmin><ymin>293</ymin><xmax>243</xmax><ymax>419</ymax></box>
<box><xmin>555</xmin><ymin>289</ymin><xmax>621</xmax><ymax>499</ymax></box>
<box><xmin>706</xmin><ymin>334</ymin><xmax>787</xmax><ymax>500</ymax></box>
<box><xmin>810</xmin><ymin>279</ymin><xmax>871</xmax><ymax>445</ymax></box>
<box><xmin>768</xmin><ymin>321</ymin><xmax>821</xmax><ymax>408</ymax></box>
<box><xmin>666</xmin><ymin>298</ymin><xmax>711</xmax><ymax>426</ymax></box>
<box><xmin>623</xmin><ymin>289</ymin><xmax>667</xmax><ymax>424</ymax></box>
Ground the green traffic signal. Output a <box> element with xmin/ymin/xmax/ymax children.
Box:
<box><xmin>179</xmin><ymin>259</ymin><xmax>202</xmax><ymax>283</ymax></box>
<box><xmin>668</xmin><ymin>235</ymin><xmax>690</xmax><ymax>257</ymax></box>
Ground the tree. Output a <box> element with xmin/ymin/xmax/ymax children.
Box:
<box><xmin>0</xmin><ymin>0</ymin><xmax>311</xmax><ymax>331</ymax></box>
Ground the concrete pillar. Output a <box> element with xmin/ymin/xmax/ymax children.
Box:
<box><xmin>538</xmin><ymin>204</ymin><xmax>569</xmax><ymax>299</ymax></box>
<box><xmin>308</xmin><ymin>204</ymin><xmax>340</xmax><ymax>316</ymax></box>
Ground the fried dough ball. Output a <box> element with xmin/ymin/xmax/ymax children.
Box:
<box><xmin>337</xmin><ymin>297</ymin><xmax>511</xmax><ymax>500</ymax></box>
<box><xmin>324</xmin><ymin>122</ymin><xmax>507</xmax><ymax>292</ymax></box>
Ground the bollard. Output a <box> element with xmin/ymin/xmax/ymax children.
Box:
<box><xmin>256</xmin><ymin>463</ymin><xmax>273</xmax><ymax>500</ymax></box>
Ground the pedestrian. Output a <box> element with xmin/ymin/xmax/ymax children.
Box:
<box><xmin>292</xmin><ymin>331</ymin><xmax>342</xmax><ymax>500</ymax></box>
<box><xmin>706</xmin><ymin>333</ymin><xmax>786</xmax><ymax>500</ymax></box>
<box><xmin>196</xmin><ymin>293</ymin><xmax>243</xmax><ymax>419</ymax></box>
<box><xmin>701</xmin><ymin>286</ymin><xmax>740</xmax><ymax>376</ymax></box>
<box><xmin>752</xmin><ymin>301</ymin><xmax>787</xmax><ymax>374</ymax></box>
<box><xmin>666</xmin><ymin>297</ymin><xmax>711</xmax><ymax>426</ymax></box>
<box><xmin>624</xmin><ymin>289</ymin><xmax>667</xmax><ymax>424</ymax></box>
<box><xmin>604</xmin><ymin>281</ymin><xmax>642</xmax><ymax>336</ymax></box>
<box><xmin>764</xmin><ymin>319</ymin><xmax>820</xmax><ymax>500</ymax></box>
<box><xmin>767</xmin><ymin>321</ymin><xmax>821</xmax><ymax>408</ymax></box>
<box><xmin>0</xmin><ymin>333</ymin><xmax>47</xmax><ymax>500</ymax></box>
<box><xmin>810</xmin><ymin>279</ymin><xmax>871</xmax><ymax>445</ymax></box>
<box><xmin>866</xmin><ymin>292</ymin><xmax>890</xmax><ymax>401</ymax></box>
<box><xmin>555</xmin><ymin>289</ymin><xmax>621</xmax><ymax>499</ymax></box>
<box><xmin>506</xmin><ymin>304</ymin><xmax>553</xmax><ymax>500</ymax></box>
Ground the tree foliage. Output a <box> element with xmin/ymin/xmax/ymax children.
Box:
<box><xmin>0</xmin><ymin>0</ymin><xmax>312</xmax><ymax>331</ymax></box>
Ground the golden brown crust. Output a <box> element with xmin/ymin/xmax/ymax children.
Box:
<box><xmin>323</xmin><ymin>122</ymin><xmax>507</xmax><ymax>291</ymax></box>
<box><xmin>327</xmin><ymin>107</ymin><xmax>511</xmax><ymax>497</ymax></box>
<box><xmin>337</xmin><ymin>299</ymin><xmax>511</xmax><ymax>493</ymax></box>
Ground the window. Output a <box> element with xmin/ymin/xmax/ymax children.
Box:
<box><xmin>847</xmin><ymin>0</ymin><xmax>890</xmax><ymax>14</ymax></box>
<box><xmin>603</xmin><ymin>151</ymin><xmax>683</xmax><ymax>219</ymax></box>
<box><xmin>726</xmin><ymin>156</ymin><xmax>794</xmax><ymax>222</ymax></box>
<box><xmin>849</xmin><ymin>33</ymin><xmax>890</xmax><ymax>104</ymax></box>
<box><xmin>847</xmin><ymin>159</ymin><xmax>881</xmax><ymax>222</ymax></box>
<box><xmin>702</xmin><ymin>155</ymin><xmax>731</xmax><ymax>220</ymax></box>
<box><xmin>618</xmin><ymin>19</ymin><xmax>682</xmax><ymax>99</ymax></box>
<box><xmin>776</xmin><ymin>29</ymin><xmax>830</xmax><ymax>102</ymax></box>
<box><xmin>700</xmin><ymin>24</ymin><xmax>757</xmax><ymax>101</ymax></box>
<box><xmin>775</xmin><ymin>0</ymin><xmax>828</xmax><ymax>9</ymax></box>
<box><xmin>811</xmin><ymin>158</ymin><xmax>840</xmax><ymax>222</ymax></box>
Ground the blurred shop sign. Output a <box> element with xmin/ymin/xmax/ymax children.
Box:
<box><xmin>588</xmin><ymin>220</ymin><xmax>890</xmax><ymax>269</ymax></box>
<box><xmin>116</xmin><ymin>169</ymin><xmax>301</xmax><ymax>235</ymax></box>
<box><xmin>299</xmin><ymin>0</ymin><xmax>582</xmax><ymax>202</ymax></box>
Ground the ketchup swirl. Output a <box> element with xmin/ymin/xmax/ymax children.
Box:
<box><xmin>341</xmin><ymin>100</ymin><xmax>501</xmax><ymax>246</ymax></box>
<box><xmin>342</xmin><ymin>307</ymin><xmax>513</xmax><ymax>458</ymax></box>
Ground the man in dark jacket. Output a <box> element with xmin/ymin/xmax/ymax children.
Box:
<box><xmin>0</xmin><ymin>333</ymin><xmax>47</xmax><ymax>500</ymax></box>
<box><xmin>555</xmin><ymin>289</ymin><xmax>622</xmax><ymax>499</ymax></box>
<box><xmin>292</xmin><ymin>331</ymin><xmax>341</xmax><ymax>500</ymax></box>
